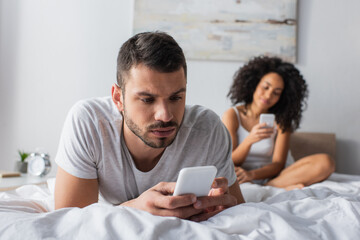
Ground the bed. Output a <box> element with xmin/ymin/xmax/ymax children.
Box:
<box><xmin>0</xmin><ymin>132</ymin><xmax>359</xmax><ymax>239</ymax></box>
<box><xmin>1</xmin><ymin>173</ymin><xmax>359</xmax><ymax>239</ymax></box>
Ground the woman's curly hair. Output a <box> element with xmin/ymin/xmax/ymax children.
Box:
<box><xmin>228</xmin><ymin>56</ymin><xmax>308</xmax><ymax>132</ymax></box>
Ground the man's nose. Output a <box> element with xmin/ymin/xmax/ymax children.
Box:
<box><xmin>154</xmin><ymin>101</ymin><xmax>173</xmax><ymax>123</ymax></box>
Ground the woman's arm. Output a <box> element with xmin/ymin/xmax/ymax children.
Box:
<box><xmin>222</xmin><ymin>108</ymin><xmax>275</xmax><ymax>166</ymax></box>
<box><xmin>247</xmin><ymin>128</ymin><xmax>291</xmax><ymax>181</ymax></box>
<box><xmin>222</xmin><ymin>108</ymin><xmax>252</xmax><ymax>166</ymax></box>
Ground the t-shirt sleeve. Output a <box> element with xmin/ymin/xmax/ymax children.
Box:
<box><xmin>55</xmin><ymin>101</ymin><xmax>100</xmax><ymax>179</ymax></box>
<box><xmin>211</xmin><ymin>120</ymin><xmax>237</xmax><ymax>186</ymax></box>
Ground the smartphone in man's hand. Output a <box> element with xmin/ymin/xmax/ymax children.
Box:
<box><xmin>173</xmin><ymin>166</ymin><xmax>217</xmax><ymax>197</ymax></box>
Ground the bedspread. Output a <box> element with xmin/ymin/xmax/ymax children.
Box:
<box><xmin>0</xmin><ymin>173</ymin><xmax>359</xmax><ymax>240</ymax></box>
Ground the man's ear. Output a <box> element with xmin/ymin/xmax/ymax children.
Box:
<box><xmin>111</xmin><ymin>84</ymin><xmax>124</xmax><ymax>111</ymax></box>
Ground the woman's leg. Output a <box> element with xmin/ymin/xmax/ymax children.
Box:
<box><xmin>266</xmin><ymin>153</ymin><xmax>335</xmax><ymax>189</ymax></box>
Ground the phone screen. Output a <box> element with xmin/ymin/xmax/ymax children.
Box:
<box><xmin>173</xmin><ymin>166</ymin><xmax>217</xmax><ymax>197</ymax></box>
<box><xmin>260</xmin><ymin>113</ymin><xmax>275</xmax><ymax>128</ymax></box>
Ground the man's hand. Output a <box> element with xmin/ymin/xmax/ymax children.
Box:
<box><xmin>189</xmin><ymin>177</ymin><xmax>238</xmax><ymax>222</ymax></box>
<box><xmin>121</xmin><ymin>178</ymin><xmax>240</xmax><ymax>222</ymax></box>
<box><xmin>121</xmin><ymin>182</ymin><xmax>203</xmax><ymax>219</ymax></box>
<box><xmin>235</xmin><ymin>166</ymin><xmax>254</xmax><ymax>184</ymax></box>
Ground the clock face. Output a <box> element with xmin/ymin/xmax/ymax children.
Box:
<box><xmin>28</xmin><ymin>156</ymin><xmax>46</xmax><ymax>176</ymax></box>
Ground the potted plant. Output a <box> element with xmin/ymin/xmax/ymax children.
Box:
<box><xmin>16</xmin><ymin>150</ymin><xmax>30</xmax><ymax>173</ymax></box>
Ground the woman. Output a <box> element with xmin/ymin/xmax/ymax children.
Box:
<box><xmin>222</xmin><ymin>56</ymin><xmax>335</xmax><ymax>190</ymax></box>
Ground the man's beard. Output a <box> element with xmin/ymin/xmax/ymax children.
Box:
<box><xmin>123</xmin><ymin>108</ymin><xmax>180</xmax><ymax>148</ymax></box>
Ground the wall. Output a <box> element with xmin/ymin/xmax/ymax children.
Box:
<box><xmin>296</xmin><ymin>1</ymin><xmax>360</xmax><ymax>174</ymax></box>
<box><xmin>0</xmin><ymin>0</ymin><xmax>132</xmax><ymax>175</ymax></box>
<box><xmin>0</xmin><ymin>0</ymin><xmax>359</xmax><ymax>175</ymax></box>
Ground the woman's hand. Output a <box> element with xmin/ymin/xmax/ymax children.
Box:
<box><xmin>246</xmin><ymin>123</ymin><xmax>275</xmax><ymax>145</ymax></box>
<box><xmin>235</xmin><ymin>166</ymin><xmax>254</xmax><ymax>184</ymax></box>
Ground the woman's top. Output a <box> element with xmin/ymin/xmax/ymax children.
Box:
<box><xmin>232</xmin><ymin>106</ymin><xmax>276</xmax><ymax>171</ymax></box>
<box><xmin>232</xmin><ymin>106</ymin><xmax>295</xmax><ymax>185</ymax></box>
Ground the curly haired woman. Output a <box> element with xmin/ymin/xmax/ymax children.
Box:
<box><xmin>222</xmin><ymin>56</ymin><xmax>335</xmax><ymax>190</ymax></box>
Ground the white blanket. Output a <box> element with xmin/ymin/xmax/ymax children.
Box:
<box><xmin>1</xmin><ymin>173</ymin><xmax>359</xmax><ymax>239</ymax></box>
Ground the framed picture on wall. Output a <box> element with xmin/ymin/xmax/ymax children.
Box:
<box><xmin>133</xmin><ymin>0</ymin><xmax>297</xmax><ymax>63</ymax></box>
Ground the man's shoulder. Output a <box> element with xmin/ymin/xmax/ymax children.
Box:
<box><xmin>68</xmin><ymin>96</ymin><xmax>121</xmax><ymax>123</ymax></box>
<box><xmin>72</xmin><ymin>96</ymin><xmax>112</xmax><ymax>110</ymax></box>
<box><xmin>183</xmin><ymin>105</ymin><xmax>221</xmax><ymax>129</ymax></box>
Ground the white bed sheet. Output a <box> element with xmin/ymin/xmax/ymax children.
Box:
<box><xmin>0</xmin><ymin>173</ymin><xmax>359</xmax><ymax>240</ymax></box>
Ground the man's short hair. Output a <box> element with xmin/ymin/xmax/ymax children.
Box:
<box><xmin>116</xmin><ymin>31</ymin><xmax>187</xmax><ymax>88</ymax></box>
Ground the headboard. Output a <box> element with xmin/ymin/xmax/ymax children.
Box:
<box><xmin>290</xmin><ymin>132</ymin><xmax>336</xmax><ymax>161</ymax></box>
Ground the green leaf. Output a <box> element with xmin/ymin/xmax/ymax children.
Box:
<box><xmin>18</xmin><ymin>150</ymin><xmax>30</xmax><ymax>162</ymax></box>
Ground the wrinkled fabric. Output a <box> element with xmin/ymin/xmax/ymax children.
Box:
<box><xmin>0</xmin><ymin>173</ymin><xmax>359</xmax><ymax>240</ymax></box>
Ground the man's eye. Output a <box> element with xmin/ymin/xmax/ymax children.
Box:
<box><xmin>170</xmin><ymin>96</ymin><xmax>182</xmax><ymax>101</ymax></box>
<box><xmin>141</xmin><ymin>98</ymin><xmax>154</xmax><ymax>103</ymax></box>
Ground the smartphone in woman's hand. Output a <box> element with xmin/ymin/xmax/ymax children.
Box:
<box><xmin>260</xmin><ymin>113</ymin><xmax>275</xmax><ymax>128</ymax></box>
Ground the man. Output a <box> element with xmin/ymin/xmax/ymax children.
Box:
<box><xmin>55</xmin><ymin>31</ymin><xmax>244</xmax><ymax>222</ymax></box>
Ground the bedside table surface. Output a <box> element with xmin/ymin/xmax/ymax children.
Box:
<box><xmin>0</xmin><ymin>174</ymin><xmax>54</xmax><ymax>191</ymax></box>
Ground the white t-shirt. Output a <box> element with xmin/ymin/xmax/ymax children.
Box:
<box><xmin>55</xmin><ymin>97</ymin><xmax>236</xmax><ymax>205</ymax></box>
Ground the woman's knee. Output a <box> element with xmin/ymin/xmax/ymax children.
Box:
<box><xmin>315</xmin><ymin>153</ymin><xmax>336</xmax><ymax>174</ymax></box>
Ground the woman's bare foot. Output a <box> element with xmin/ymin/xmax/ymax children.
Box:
<box><xmin>284</xmin><ymin>183</ymin><xmax>305</xmax><ymax>191</ymax></box>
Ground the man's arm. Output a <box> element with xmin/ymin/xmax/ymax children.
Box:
<box><xmin>229</xmin><ymin>181</ymin><xmax>245</xmax><ymax>204</ymax></box>
<box><xmin>55</xmin><ymin>168</ymin><xmax>242</xmax><ymax>221</ymax></box>
<box><xmin>55</xmin><ymin>167</ymin><xmax>200</xmax><ymax>217</ymax></box>
<box><xmin>121</xmin><ymin>179</ymin><xmax>242</xmax><ymax>221</ymax></box>
<box><xmin>55</xmin><ymin>167</ymin><xmax>99</xmax><ymax>209</ymax></box>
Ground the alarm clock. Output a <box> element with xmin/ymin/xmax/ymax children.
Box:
<box><xmin>27</xmin><ymin>152</ymin><xmax>51</xmax><ymax>177</ymax></box>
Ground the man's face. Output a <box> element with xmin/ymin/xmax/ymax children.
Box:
<box><xmin>119</xmin><ymin>64</ymin><xmax>186</xmax><ymax>148</ymax></box>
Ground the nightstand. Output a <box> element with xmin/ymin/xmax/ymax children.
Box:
<box><xmin>0</xmin><ymin>174</ymin><xmax>54</xmax><ymax>191</ymax></box>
